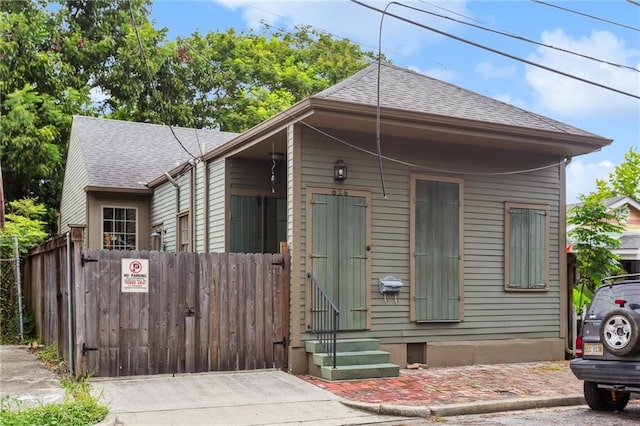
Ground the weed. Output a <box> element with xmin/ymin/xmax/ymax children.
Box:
<box><xmin>0</xmin><ymin>345</ymin><xmax>108</xmax><ymax>425</ymax></box>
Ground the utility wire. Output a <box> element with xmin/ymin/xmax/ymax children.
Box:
<box><xmin>350</xmin><ymin>0</ymin><xmax>640</xmax><ymax>100</ymax></box>
<box><xmin>279</xmin><ymin>108</ymin><xmax>565</xmax><ymax>177</ymax></box>
<box><xmin>403</xmin><ymin>2</ymin><xmax>638</xmax><ymax>72</ymax></box>
<box><xmin>126</xmin><ymin>0</ymin><xmax>199</xmax><ymax>160</ymax></box>
<box><xmin>375</xmin><ymin>3</ymin><xmax>396</xmax><ymax>199</ymax></box>
<box><xmin>628</xmin><ymin>0</ymin><xmax>640</xmax><ymax>6</ymax></box>
<box><xmin>532</xmin><ymin>0</ymin><xmax>640</xmax><ymax>32</ymax></box>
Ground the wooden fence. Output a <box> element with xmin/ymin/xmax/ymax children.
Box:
<box><xmin>25</xmin><ymin>230</ymin><xmax>290</xmax><ymax>377</ymax></box>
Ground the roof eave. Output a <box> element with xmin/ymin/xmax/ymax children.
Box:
<box><xmin>200</xmin><ymin>99</ymin><xmax>314</xmax><ymax>163</ymax></box>
<box><xmin>84</xmin><ymin>185</ymin><xmax>153</xmax><ymax>194</ymax></box>
<box><xmin>305</xmin><ymin>98</ymin><xmax>612</xmax><ymax>157</ymax></box>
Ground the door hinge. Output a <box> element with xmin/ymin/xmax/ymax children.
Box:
<box><xmin>82</xmin><ymin>343</ymin><xmax>98</xmax><ymax>355</ymax></box>
<box><xmin>81</xmin><ymin>255</ymin><xmax>98</xmax><ymax>266</ymax></box>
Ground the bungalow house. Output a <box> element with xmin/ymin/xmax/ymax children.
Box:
<box><xmin>59</xmin><ymin>62</ymin><xmax>612</xmax><ymax>375</ymax></box>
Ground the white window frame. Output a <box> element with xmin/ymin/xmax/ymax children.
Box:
<box><xmin>102</xmin><ymin>206</ymin><xmax>138</xmax><ymax>250</ymax></box>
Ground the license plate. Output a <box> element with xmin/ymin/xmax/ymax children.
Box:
<box><xmin>584</xmin><ymin>343</ymin><xmax>603</xmax><ymax>356</ymax></box>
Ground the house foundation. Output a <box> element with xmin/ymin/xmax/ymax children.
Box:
<box><xmin>289</xmin><ymin>338</ymin><xmax>565</xmax><ymax>374</ymax></box>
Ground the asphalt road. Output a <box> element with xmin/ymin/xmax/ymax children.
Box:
<box><xmin>424</xmin><ymin>403</ymin><xmax>640</xmax><ymax>425</ymax></box>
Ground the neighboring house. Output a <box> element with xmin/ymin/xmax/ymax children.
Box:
<box><xmin>59</xmin><ymin>116</ymin><xmax>238</xmax><ymax>251</ymax></box>
<box><xmin>59</xmin><ymin>63</ymin><xmax>612</xmax><ymax>373</ymax></box>
<box><xmin>567</xmin><ymin>196</ymin><xmax>640</xmax><ymax>277</ymax></box>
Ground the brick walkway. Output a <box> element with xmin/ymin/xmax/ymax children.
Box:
<box><xmin>299</xmin><ymin>361</ymin><xmax>582</xmax><ymax>406</ymax></box>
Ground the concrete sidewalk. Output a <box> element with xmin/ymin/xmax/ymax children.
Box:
<box><xmin>0</xmin><ymin>345</ymin><xmax>66</xmax><ymax>408</ymax></box>
<box><xmin>2</xmin><ymin>344</ymin><xmax>588</xmax><ymax>424</ymax></box>
<box><xmin>91</xmin><ymin>370</ymin><xmax>417</xmax><ymax>425</ymax></box>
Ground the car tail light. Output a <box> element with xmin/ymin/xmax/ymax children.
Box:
<box><xmin>575</xmin><ymin>335</ymin><xmax>583</xmax><ymax>358</ymax></box>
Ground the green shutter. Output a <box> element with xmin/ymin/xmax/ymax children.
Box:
<box><xmin>509</xmin><ymin>208</ymin><xmax>546</xmax><ymax>289</ymax></box>
<box><xmin>415</xmin><ymin>180</ymin><xmax>459</xmax><ymax>321</ymax></box>
<box><xmin>311</xmin><ymin>194</ymin><xmax>367</xmax><ymax>330</ymax></box>
<box><xmin>231</xmin><ymin>195</ymin><xmax>261</xmax><ymax>253</ymax></box>
<box><xmin>231</xmin><ymin>196</ymin><xmax>286</xmax><ymax>253</ymax></box>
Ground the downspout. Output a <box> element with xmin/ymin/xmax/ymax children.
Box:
<box><xmin>563</xmin><ymin>157</ymin><xmax>574</xmax><ymax>357</ymax></box>
<box><xmin>190</xmin><ymin>164</ymin><xmax>196</xmax><ymax>252</ymax></box>
<box><xmin>204</xmin><ymin>161</ymin><xmax>210</xmax><ymax>252</ymax></box>
<box><xmin>165</xmin><ymin>172</ymin><xmax>180</xmax><ymax>251</ymax></box>
<box><xmin>66</xmin><ymin>232</ymin><xmax>75</xmax><ymax>374</ymax></box>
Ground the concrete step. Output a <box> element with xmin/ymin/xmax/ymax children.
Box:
<box><xmin>305</xmin><ymin>338</ymin><xmax>381</xmax><ymax>354</ymax></box>
<box><xmin>320</xmin><ymin>363</ymin><xmax>400</xmax><ymax>381</ymax></box>
<box><xmin>313</xmin><ymin>350</ymin><xmax>391</xmax><ymax>367</ymax></box>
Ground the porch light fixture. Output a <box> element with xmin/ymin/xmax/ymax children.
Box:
<box><xmin>334</xmin><ymin>160</ymin><xmax>347</xmax><ymax>181</ymax></box>
<box><xmin>151</xmin><ymin>226</ymin><xmax>166</xmax><ymax>238</ymax></box>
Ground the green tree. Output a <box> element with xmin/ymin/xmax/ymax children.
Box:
<box><xmin>0</xmin><ymin>198</ymin><xmax>47</xmax><ymax>342</ymax></box>
<box><xmin>109</xmin><ymin>25</ymin><xmax>378</xmax><ymax>131</ymax></box>
<box><xmin>0</xmin><ymin>198</ymin><xmax>48</xmax><ymax>257</ymax></box>
<box><xmin>568</xmin><ymin>195</ymin><xmax>626</xmax><ymax>296</ymax></box>
<box><xmin>0</xmin><ymin>0</ymin><xmax>161</xmax><ymax>231</ymax></box>
<box><xmin>2</xmin><ymin>1</ymin><xmax>377</xmax><ymax>234</ymax></box>
<box><xmin>593</xmin><ymin>146</ymin><xmax>640</xmax><ymax>200</ymax></box>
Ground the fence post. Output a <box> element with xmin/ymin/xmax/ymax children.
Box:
<box><xmin>70</xmin><ymin>225</ymin><xmax>86</xmax><ymax>376</ymax></box>
<box><xmin>13</xmin><ymin>235</ymin><xmax>24</xmax><ymax>343</ymax></box>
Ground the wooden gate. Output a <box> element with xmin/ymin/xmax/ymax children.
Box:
<box><xmin>74</xmin><ymin>250</ymin><xmax>289</xmax><ymax>377</ymax></box>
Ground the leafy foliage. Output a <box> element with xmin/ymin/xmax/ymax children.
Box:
<box><xmin>568</xmin><ymin>194</ymin><xmax>626</xmax><ymax>293</ymax></box>
<box><xmin>0</xmin><ymin>199</ymin><xmax>48</xmax><ymax>257</ymax></box>
<box><xmin>568</xmin><ymin>146</ymin><xmax>639</xmax><ymax>294</ymax></box>
<box><xmin>0</xmin><ymin>198</ymin><xmax>47</xmax><ymax>342</ymax></box>
<box><xmin>2</xmin><ymin>1</ymin><xmax>376</xmax><ymax>235</ymax></box>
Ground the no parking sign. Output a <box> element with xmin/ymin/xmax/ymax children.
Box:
<box><xmin>121</xmin><ymin>258</ymin><xmax>149</xmax><ymax>293</ymax></box>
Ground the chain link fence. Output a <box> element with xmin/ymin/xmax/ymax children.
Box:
<box><xmin>0</xmin><ymin>256</ymin><xmax>21</xmax><ymax>342</ymax></box>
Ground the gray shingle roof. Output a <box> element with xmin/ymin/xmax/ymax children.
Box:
<box><xmin>620</xmin><ymin>234</ymin><xmax>640</xmax><ymax>250</ymax></box>
<box><xmin>72</xmin><ymin>116</ymin><xmax>238</xmax><ymax>189</ymax></box>
<box><xmin>313</xmin><ymin>62</ymin><xmax>602</xmax><ymax>138</ymax></box>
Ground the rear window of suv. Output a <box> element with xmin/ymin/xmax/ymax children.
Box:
<box><xmin>587</xmin><ymin>282</ymin><xmax>640</xmax><ymax>319</ymax></box>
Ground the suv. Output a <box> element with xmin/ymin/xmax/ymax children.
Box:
<box><xmin>570</xmin><ymin>273</ymin><xmax>640</xmax><ymax>411</ymax></box>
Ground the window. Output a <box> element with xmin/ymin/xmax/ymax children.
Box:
<box><xmin>505</xmin><ymin>202</ymin><xmax>549</xmax><ymax>291</ymax></box>
<box><xmin>103</xmin><ymin>207</ymin><xmax>136</xmax><ymax>250</ymax></box>
<box><xmin>410</xmin><ymin>176</ymin><xmax>463</xmax><ymax>322</ymax></box>
<box><xmin>178</xmin><ymin>213</ymin><xmax>189</xmax><ymax>252</ymax></box>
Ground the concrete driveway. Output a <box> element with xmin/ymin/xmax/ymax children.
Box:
<box><xmin>92</xmin><ymin>369</ymin><xmax>416</xmax><ymax>425</ymax></box>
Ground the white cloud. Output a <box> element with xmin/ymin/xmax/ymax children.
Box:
<box><xmin>475</xmin><ymin>61</ymin><xmax>516</xmax><ymax>79</ymax></box>
<box><xmin>215</xmin><ymin>0</ymin><xmax>471</xmax><ymax>60</ymax></box>
<box><xmin>565</xmin><ymin>159</ymin><xmax>614</xmax><ymax>203</ymax></box>
<box><xmin>526</xmin><ymin>29</ymin><xmax>640</xmax><ymax>118</ymax></box>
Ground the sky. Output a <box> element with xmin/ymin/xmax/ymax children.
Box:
<box><xmin>150</xmin><ymin>0</ymin><xmax>640</xmax><ymax>203</ymax></box>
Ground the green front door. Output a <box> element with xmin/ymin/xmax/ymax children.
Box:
<box><xmin>311</xmin><ymin>193</ymin><xmax>368</xmax><ymax>330</ymax></box>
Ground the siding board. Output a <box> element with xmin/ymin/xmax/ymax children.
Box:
<box><xmin>298</xmin><ymin>127</ymin><xmax>562</xmax><ymax>343</ymax></box>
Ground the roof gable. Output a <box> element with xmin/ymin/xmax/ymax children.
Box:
<box><xmin>71</xmin><ymin>116</ymin><xmax>238</xmax><ymax>190</ymax></box>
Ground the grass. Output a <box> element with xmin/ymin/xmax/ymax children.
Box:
<box><xmin>0</xmin><ymin>344</ymin><xmax>109</xmax><ymax>426</ymax></box>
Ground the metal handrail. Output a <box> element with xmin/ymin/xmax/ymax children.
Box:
<box><xmin>308</xmin><ymin>273</ymin><xmax>340</xmax><ymax>369</ymax></box>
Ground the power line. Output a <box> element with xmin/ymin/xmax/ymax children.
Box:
<box><xmin>279</xmin><ymin>108</ymin><xmax>566</xmax><ymax>177</ymax></box>
<box><xmin>532</xmin><ymin>0</ymin><xmax>640</xmax><ymax>32</ymax></box>
<box><xmin>403</xmin><ymin>2</ymin><xmax>638</xmax><ymax>73</ymax></box>
<box><xmin>350</xmin><ymin>0</ymin><xmax>640</xmax><ymax>100</ymax></box>
<box><xmin>126</xmin><ymin>0</ymin><xmax>198</xmax><ymax>159</ymax></box>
